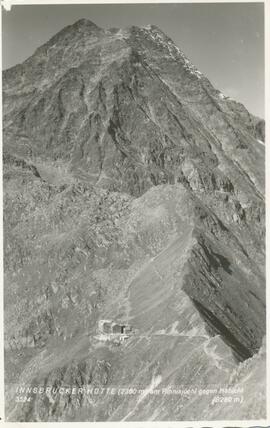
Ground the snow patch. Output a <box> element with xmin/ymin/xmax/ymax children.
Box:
<box><xmin>203</xmin><ymin>338</ymin><xmax>225</xmax><ymax>371</ymax></box>
<box><xmin>144</xmin><ymin>25</ymin><xmax>202</xmax><ymax>79</ymax></box>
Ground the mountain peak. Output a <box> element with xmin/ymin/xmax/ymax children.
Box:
<box><xmin>3</xmin><ymin>18</ymin><xmax>266</xmax><ymax>422</ymax></box>
<box><xmin>145</xmin><ymin>23</ymin><xmax>165</xmax><ymax>32</ymax></box>
<box><xmin>127</xmin><ymin>23</ymin><xmax>166</xmax><ymax>36</ymax></box>
<box><xmin>71</xmin><ymin>18</ymin><xmax>103</xmax><ymax>32</ymax></box>
<box><xmin>37</xmin><ymin>18</ymin><xmax>104</xmax><ymax>52</ymax></box>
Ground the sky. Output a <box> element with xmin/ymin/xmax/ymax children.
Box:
<box><xmin>1</xmin><ymin>2</ymin><xmax>265</xmax><ymax>118</ymax></box>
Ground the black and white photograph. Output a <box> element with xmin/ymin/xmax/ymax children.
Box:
<box><xmin>1</xmin><ymin>0</ymin><xmax>268</xmax><ymax>423</ymax></box>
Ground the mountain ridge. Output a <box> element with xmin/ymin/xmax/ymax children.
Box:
<box><xmin>3</xmin><ymin>19</ymin><xmax>266</xmax><ymax>421</ymax></box>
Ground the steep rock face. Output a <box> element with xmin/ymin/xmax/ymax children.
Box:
<box><xmin>3</xmin><ymin>19</ymin><xmax>265</xmax><ymax>421</ymax></box>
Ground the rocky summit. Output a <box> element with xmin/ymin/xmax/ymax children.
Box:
<box><xmin>3</xmin><ymin>19</ymin><xmax>266</xmax><ymax>421</ymax></box>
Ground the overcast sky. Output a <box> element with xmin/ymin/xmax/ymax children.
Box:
<box><xmin>2</xmin><ymin>2</ymin><xmax>265</xmax><ymax>118</ymax></box>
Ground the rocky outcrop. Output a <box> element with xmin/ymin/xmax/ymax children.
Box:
<box><xmin>3</xmin><ymin>19</ymin><xmax>265</xmax><ymax>421</ymax></box>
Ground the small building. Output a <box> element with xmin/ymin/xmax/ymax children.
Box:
<box><xmin>98</xmin><ymin>319</ymin><xmax>132</xmax><ymax>336</ymax></box>
<box><xmin>103</xmin><ymin>322</ymin><xmax>113</xmax><ymax>334</ymax></box>
<box><xmin>112</xmin><ymin>324</ymin><xmax>125</xmax><ymax>334</ymax></box>
<box><xmin>123</xmin><ymin>326</ymin><xmax>132</xmax><ymax>334</ymax></box>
